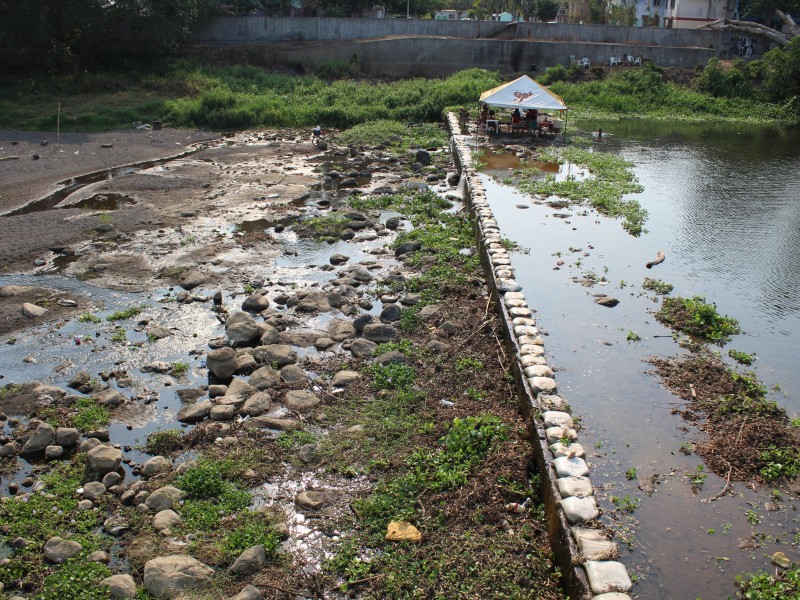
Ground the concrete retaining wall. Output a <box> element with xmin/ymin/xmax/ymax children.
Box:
<box><xmin>254</xmin><ymin>36</ymin><xmax>719</xmax><ymax>75</ymax></box>
<box><xmin>447</xmin><ymin>112</ymin><xmax>633</xmax><ymax>599</ymax></box>
<box><xmin>194</xmin><ymin>16</ymin><xmax>743</xmax><ymax>50</ymax></box>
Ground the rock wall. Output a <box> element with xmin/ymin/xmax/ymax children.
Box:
<box><xmin>447</xmin><ymin>112</ymin><xmax>634</xmax><ymax>599</ymax></box>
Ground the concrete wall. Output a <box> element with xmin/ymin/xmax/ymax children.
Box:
<box><xmin>193</xmin><ymin>15</ymin><xmax>749</xmax><ymax>50</ymax></box>
<box><xmin>260</xmin><ymin>37</ymin><xmax>720</xmax><ymax>76</ymax></box>
<box><xmin>192</xmin><ymin>16</ymin><xmax>509</xmax><ymax>42</ymax></box>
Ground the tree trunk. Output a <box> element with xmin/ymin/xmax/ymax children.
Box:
<box><xmin>699</xmin><ymin>18</ymin><xmax>793</xmax><ymax>46</ymax></box>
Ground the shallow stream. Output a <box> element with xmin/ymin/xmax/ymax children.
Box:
<box><xmin>481</xmin><ymin>120</ymin><xmax>800</xmax><ymax>598</ymax></box>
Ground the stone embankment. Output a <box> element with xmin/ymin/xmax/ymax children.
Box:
<box><xmin>447</xmin><ymin>112</ymin><xmax>633</xmax><ymax>599</ymax></box>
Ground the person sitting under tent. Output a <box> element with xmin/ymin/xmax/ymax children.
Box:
<box><xmin>478</xmin><ymin>104</ymin><xmax>489</xmax><ymax>129</ymax></box>
<box><xmin>525</xmin><ymin>109</ymin><xmax>538</xmax><ymax>132</ymax></box>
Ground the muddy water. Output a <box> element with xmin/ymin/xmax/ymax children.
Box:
<box><xmin>480</xmin><ymin>122</ymin><xmax>800</xmax><ymax>599</ymax></box>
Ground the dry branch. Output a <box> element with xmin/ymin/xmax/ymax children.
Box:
<box><xmin>699</xmin><ymin>18</ymin><xmax>793</xmax><ymax>46</ymax></box>
<box><xmin>646</xmin><ymin>250</ymin><xmax>665</xmax><ymax>269</ymax></box>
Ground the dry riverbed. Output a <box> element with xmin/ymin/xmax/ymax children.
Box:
<box><xmin>0</xmin><ymin>127</ymin><xmax>564</xmax><ymax>598</ymax></box>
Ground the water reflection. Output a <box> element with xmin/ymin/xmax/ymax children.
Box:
<box><xmin>480</xmin><ymin>119</ymin><xmax>800</xmax><ymax>599</ymax></box>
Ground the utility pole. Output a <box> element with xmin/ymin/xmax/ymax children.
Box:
<box><xmin>407</xmin><ymin>0</ymin><xmax>410</xmax><ymax>18</ymax></box>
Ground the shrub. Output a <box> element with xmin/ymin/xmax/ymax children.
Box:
<box><xmin>538</xmin><ymin>64</ymin><xmax>569</xmax><ymax>86</ymax></box>
<box><xmin>695</xmin><ymin>58</ymin><xmax>756</xmax><ymax>99</ymax></box>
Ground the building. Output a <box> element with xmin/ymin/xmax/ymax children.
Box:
<box><xmin>663</xmin><ymin>0</ymin><xmax>735</xmax><ymax>28</ymax></box>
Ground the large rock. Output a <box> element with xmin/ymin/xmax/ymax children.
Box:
<box><xmin>143</xmin><ymin>555</ymin><xmax>214</xmax><ymax>598</ymax></box>
<box><xmin>252</xmin><ymin>344</ymin><xmax>296</xmax><ymax>367</ymax></box>
<box><xmin>153</xmin><ymin>509</ymin><xmax>182</xmax><ymax>531</ymax></box>
<box><xmin>177</xmin><ymin>400</ymin><xmax>212</xmax><ymax>423</ymax></box>
<box><xmin>21</xmin><ymin>422</ymin><xmax>56</xmax><ymax>455</ymax></box>
<box><xmin>179</xmin><ymin>270</ymin><xmax>206</xmax><ymax>290</ymax></box>
<box><xmin>284</xmin><ymin>390</ymin><xmax>321</xmax><ymax>412</ymax></box>
<box><xmin>145</xmin><ymin>485</ymin><xmax>183</xmax><ymax>511</ymax></box>
<box><xmin>142</xmin><ymin>456</ymin><xmax>172</xmax><ymax>478</ymax></box>
<box><xmin>227</xmin><ymin>545</ymin><xmax>266</xmax><ymax>576</ymax></box>
<box><xmin>280</xmin><ymin>364</ymin><xmax>307</xmax><ymax>384</ymax></box>
<box><xmin>362</xmin><ymin>323</ymin><xmax>398</xmax><ymax>343</ymax></box>
<box><xmin>328</xmin><ymin>319</ymin><xmax>355</xmax><ymax>341</ymax></box>
<box><xmin>242</xmin><ymin>293</ymin><xmax>270</xmax><ymax>313</ymax></box>
<box><xmin>44</xmin><ymin>536</ymin><xmax>82</xmax><ymax>563</ymax></box>
<box><xmin>331</xmin><ymin>370</ymin><xmax>361</xmax><ymax>387</ymax></box>
<box><xmin>226</xmin><ymin>313</ymin><xmax>260</xmax><ymax>346</ymax></box>
<box><xmin>101</xmin><ymin>574</ymin><xmax>137</xmax><ymax>599</ymax></box>
<box><xmin>295</xmin><ymin>291</ymin><xmax>331</xmax><ymax>313</ymax></box>
<box><xmin>86</xmin><ymin>445</ymin><xmax>123</xmax><ymax>474</ymax></box>
<box><xmin>207</xmin><ymin>347</ymin><xmax>238</xmax><ymax>380</ymax></box>
<box><xmin>95</xmin><ymin>388</ymin><xmax>126</xmax><ymax>407</ymax></box>
<box><xmin>219</xmin><ymin>378</ymin><xmax>252</xmax><ymax>406</ymax></box>
<box><xmin>55</xmin><ymin>427</ymin><xmax>80</xmax><ymax>447</ymax></box>
<box><xmin>22</xmin><ymin>302</ymin><xmax>48</xmax><ymax>318</ymax></box>
<box><xmin>249</xmin><ymin>365</ymin><xmax>280</xmax><ymax>389</ymax></box>
<box><xmin>349</xmin><ymin>339</ymin><xmax>377</xmax><ymax>358</ymax></box>
<box><xmin>239</xmin><ymin>392</ymin><xmax>272</xmax><ymax>417</ymax></box>
<box><xmin>231</xmin><ymin>585</ymin><xmax>262</xmax><ymax>600</ymax></box>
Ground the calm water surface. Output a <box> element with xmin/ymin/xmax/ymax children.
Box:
<box><xmin>481</xmin><ymin>120</ymin><xmax>800</xmax><ymax>599</ymax></box>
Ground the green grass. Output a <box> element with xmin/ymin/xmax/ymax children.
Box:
<box><xmin>0</xmin><ymin>461</ymin><xmax>108</xmax><ymax>594</ymax></box>
<box><xmin>354</xmin><ymin>415</ymin><xmax>508</xmax><ymax>531</ymax></box>
<box><xmin>519</xmin><ymin>146</ymin><xmax>646</xmax><ymax>236</ymax></box>
<box><xmin>105</xmin><ymin>305</ymin><xmax>144</xmax><ymax>321</ymax></box>
<box><xmin>70</xmin><ymin>397</ymin><xmax>110</xmax><ymax>431</ymax></box>
<box><xmin>549</xmin><ymin>64</ymin><xmax>792</xmax><ymax>123</ymax></box>
<box><xmin>0</xmin><ymin>62</ymin><xmax>503</xmax><ymax>132</ymax></box>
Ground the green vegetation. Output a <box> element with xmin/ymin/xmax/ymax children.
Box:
<box><xmin>626</xmin><ymin>330</ymin><xmax>641</xmax><ymax>342</ymax></box>
<box><xmin>625</xmin><ymin>467</ymin><xmax>637</xmax><ymax>480</ymax></box>
<box><xmin>110</xmin><ymin>328</ymin><xmax>126</xmax><ymax>343</ymax></box>
<box><xmin>170</xmin><ymin>361</ymin><xmax>190</xmax><ymax>377</ymax></box>
<box><xmin>642</xmin><ymin>277</ymin><xmax>674</xmax><ymax>295</ymax></box>
<box><xmin>366</xmin><ymin>361</ymin><xmax>417</xmax><ymax>391</ymax></box>
<box><xmin>549</xmin><ymin>62</ymin><xmax>794</xmax><ymax>123</ymax></box>
<box><xmin>0</xmin><ymin>461</ymin><xmax>107</xmax><ymax>594</ymax></box>
<box><xmin>455</xmin><ymin>356</ymin><xmax>485</xmax><ymax>372</ymax></box>
<box><xmin>220</xmin><ymin>513</ymin><xmax>280</xmax><ymax>561</ymax></box>
<box><xmin>657</xmin><ymin>295</ymin><xmax>741</xmax><ymax>345</ymax></box>
<box><xmin>78</xmin><ymin>313</ymin><xmax>102</xmax><ymax>323</ymax></box>
<box><xmin>277</xmin><ymin>429</ymin><xmax>317</xmax><ymax>450</ymax></box>
<box><xmin>70</xmin><ymin>397</ymin><xmax>110</xmax><ymax>431</ymax></box>
<box><xmin>351</xmin><ymin>189</ymin><xmax>481</xmax><ymax>306</ymax></box>
<box><xmin>519</xmin><ymin>147</ymin><xmax>647</xmax><ymax>235</ymax></box>
<box><xmin>354</xmin><ymin>415</ymin><xmax>508</xmax><ymax>530</ymax></box>
<box><xmin>338</xmin><ymin>119</ymin><xmax>447</xmax><ymax>150</ymax></box>
<box><xmin>735</xmin><ymin>566</ymin><xmax>800</xmax><ymax>599</ymax></box>
<box><xmin>1</xmin><ymin>64</ymin><xmax>501</xmax><ymax>132</ymax></box>
<box><xmin>38</xmin><ymin>559</ymin><xmax>112</xmax><ymax>600</ymax></box>
<box><xmin>610</xmin><ymin>494</ymin><xmax>640</xmax><ymax>512</ymax></box>
<box><xmin>729</xmin><ymin>349</ymin><xmax>756</xmax><ymax>366</ymax></box>
<box><xmin>687</xmin><ymin>464</ymin><xmax>707</xmax><ymax>490</ymax></box>
<box><xmin>759</xmin><ymin>445</ymin><xmax>800</xmax><ymax>481</ymax></box>
<box><xmin>105</xmin><ymin>305</ymin><xmax>144</xmax><ymax>321</ymax></box>
<box><xmin>145</xmin><ymin>429</ymin><xmax>183</xmax><ymax>454</ymax></box>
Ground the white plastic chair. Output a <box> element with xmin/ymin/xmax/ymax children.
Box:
<box><xmin>569</xmin><ymin>55</ymin><xmax>577</xmax><ymax>65</ymax></box>
<box><xmin>610</xmin><ymin>56</ymin><xmax>620</xmax><ymax>67</ymax></box>
<box><xmin>580</xmin><ymin>58</ymin><xmax>590</xmax><ymax>69</ymax></box>
<box><xmin>634</xmin><ymin>56</ymin><xmax>642</xmax><ymax>66</ymax></box>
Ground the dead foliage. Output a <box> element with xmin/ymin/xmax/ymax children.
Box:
<box><xmin>648</xmin><ymin>352</ymin><xmax>800</xmax><ymax>484</ymax></box>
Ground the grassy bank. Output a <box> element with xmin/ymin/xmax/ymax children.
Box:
<box><xmin>4</xmin><ymin>57</ymin><xmax>795</xmax><ymax>134</ymax></box>
<box><xmin>543</xmin><ymin>64</ymin><xmax>794</xmax><ymax>123</ymax></box>
<box><xmin>0</xmin><ymin>62</ymin><xmax>502</xmax><ymax>132</ymax></box>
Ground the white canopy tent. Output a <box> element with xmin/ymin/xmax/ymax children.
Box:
<box><xmin>479</xmin><ymin>75</ymin><xmax>568</xmax><ymax>112</ymax></box>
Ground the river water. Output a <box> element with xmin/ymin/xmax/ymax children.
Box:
<box><xmin>480</xmin><ymin>120</ymin><xmax>800</xmax><ymax>599</ymax></box>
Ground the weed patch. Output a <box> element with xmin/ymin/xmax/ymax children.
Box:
<box><xmin>519</xmin><ymin>146</ymin><xmax>647</xmax><ymax>236</ymax></box>
<box><xmin>657</xmin><ymin>295</ymin><xmax>741</xmax><ymax>345</ymax></box>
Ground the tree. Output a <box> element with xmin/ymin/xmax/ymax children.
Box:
<box><xmin>608</xmin><ymin>0</ymin><xmax>636</xmax><ymax>25</ymax></box>
<box><xmin>536</xmin><ymin>0</ymin><xmax>560</xmax><ymax>20</ymax></box>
